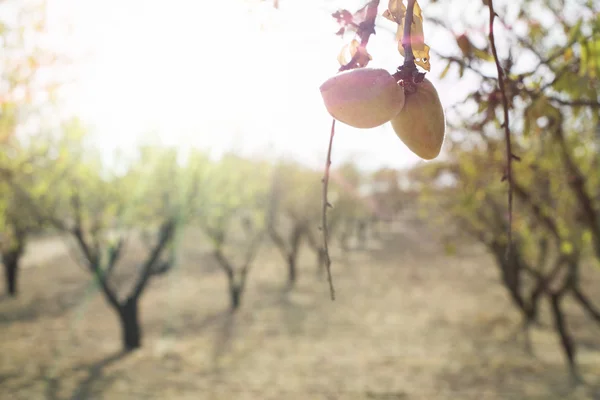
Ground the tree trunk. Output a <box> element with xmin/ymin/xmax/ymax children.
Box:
<box><xmin>3</xmin><ymin>255</ymin><xmax>19</xmax><ymax>297</ymax></box>
<box><xmin>550</xmin><ymin>293</ymin><xmax>581</xmax><ymax>384</ymax></box>
<box><xmin>287</xmin><ymin>253</ymin><xmax>296</xmax><ymax>287</ymax></box>
<box><xmin>492</xmin><ymin>245</ymin><xmax>527</xmax><ymax>317</ymax></box>
<box><xmin>316</xmin><ymin>249</ymin><xmax>326</xmax><ymax>276</ymax></box>
<box><xmin>2</xmin><ymin>251</ymin><xmax>22</xmax><ymax>297</ymax></box>
<box><xmin>339</xmin><ymin>231</ymin><xmax>350</xmax><ymax>251</ymax></box>
<box><xmin>357</xmin><ymin>220</ymin><xmax>367</xmax><ymax>250</ymax></box>
<box><xmin>119</xmin><ymin>298</ymin><xmax>142</xmax><ymax>351</ymax></box>
<box><xmin>229</xmin><ymin>284</ymin><xmax>243</xmax><ymax>312</ymax></box>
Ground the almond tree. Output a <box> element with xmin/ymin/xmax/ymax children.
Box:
<box><xmin>266</xmin><ymin>162</ymin><xmax>310</xmax><ymax>288</ymax></box>
<box><xmin>193</xmin><ymin>153</ymin><xmax>270</xmax><ymax>311</ymax></box>
<box><xmin>0</xmin><ymin>0</ymin><xmax>72</xmax><ymax>296</ymax></box>
<box><xmin>415</xmin><ymin>0</ymin><xmax>599</xmax><ymax>382</ymax></box>
<box><xmin>39</xmin><ymin>135</ymin><xmax>188</xmax><ymax>351</ymax></box>
<box><xmin>329</xmin><ymin>161</ymin><xmax>369</xmax><ymax>251</ymax></box>
<box><xmin>267</xmin><ymin>161</ymin><xmax>336</xmax><ymax>288</ymax></box>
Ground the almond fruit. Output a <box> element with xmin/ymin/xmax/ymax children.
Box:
<box><xmin>320</xmin><ymin>68</ymin><xmax>406</xmax><ymax>129</ymax></box>
<box><xmin>390</xmin><ymin>78</ymin><xmax>445</xmax><ymax>160</ymax></box>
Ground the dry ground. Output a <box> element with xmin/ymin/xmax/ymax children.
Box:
<box><xmin>1</xmin><ymin>214</ymin><xmax>600</xmax><ymax>400</ymax></box>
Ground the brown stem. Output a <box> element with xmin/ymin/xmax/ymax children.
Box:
<box><xmin>321</xmin><ymin>119</ymin><xmax>336</xmax><ymax>301</ymax></box>
<box><xmin>487</xmin><ymin>0</ymin><xmax>513</xmax><ymax>260</ymax></box>
<box><xmin>402</xmin><ymin>0</ymin><xmax>417</xmax><ymax>68</ymax></box>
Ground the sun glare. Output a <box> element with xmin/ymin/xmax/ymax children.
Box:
<box><xmin>45</xmin><ymin>0</ymin><xmax>465</xmax><ymax>170</ymax></box>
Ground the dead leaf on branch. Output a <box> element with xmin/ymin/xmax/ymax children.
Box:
<box><xmin>332</xmin><ymin>0</ymin><xmax>379</xmax><ymax>69</ymax></box>
<box><xmin>383</xmin><ymin>0</ymin><xmax>431</xmax><ymax>71</ymax></box>
<box><xmin>331</xmin><ymin>9</ymin><xmax>356</xmax><ymax>36</ymax></box>
<box><xmin>337</xmin><ymin>39</ymin><xmax>372</xmax><ymax>68</ymax></box>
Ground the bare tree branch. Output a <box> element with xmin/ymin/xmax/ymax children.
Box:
<box><xmin>131</xmin><ymin>218</ymin><xmax>176</xmax><ymax>299</ymax></box>
<box><xmin>487</xmin><ymin>0</ymin><xmax>514</xmax><ymax>261</ymax></box>
<box><xmin>321</xmin><ymin>119</ymin><xmax>336</xmax><ymax>300</ymax></box>
<box><xmin>553</xmin><ymin>123</ymin><xmax>600</xmax><ymax>260</ymax></box>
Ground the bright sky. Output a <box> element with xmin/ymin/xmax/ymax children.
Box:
<box><xmin>43</xmin><ymin>0</ymin><xmax>494</xmax><ymax>171</ymax></box>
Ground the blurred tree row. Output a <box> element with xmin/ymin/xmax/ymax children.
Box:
<box><xmin>2</xmin><ymin>121</ymin><xmax>406</xmax><ymax>351</ymax></box>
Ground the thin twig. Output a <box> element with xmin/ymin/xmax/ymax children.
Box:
<box><xmin>337</xmin><ymin>0</ymin><xmax>380</xmax><ymax>72</ymax></box>
<box><xmin>321</xmin><ymin>118</ymin><xmax>336</xmax><ymax>301</ymax></box>
<box><xmin>391</xmin><ymin>0</ymin><xmax>423</xmax><ymax>92</ymax></box>
<box><xmin>487</xmin><ymin>0</ymin><xmax>513</xmax><ymax>260</ymax></box>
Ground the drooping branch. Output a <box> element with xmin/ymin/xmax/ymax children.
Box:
<box><xmin>321</xmin><ymin>119</ymin><xmax>336</xmax><ymax>300</ymax></box>
<box><xmin>487</xmin><ymin>0</ymin><xmax>514</xmax><ymax>260</ymax></box>
<box><xmin>321</xmin><ymin>1</ymin><xmax>382</xmax><ymax>300</ymax></box>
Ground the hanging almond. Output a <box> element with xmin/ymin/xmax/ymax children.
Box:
<box><xmin>320</xmin><ymin>68</ymin><xmax>406</xmax><ymax>129</ymax></box>
<box><xmin>390</xmin><ymin>78</ymin><xmax>445</xmax><ymax>160</ymax></box>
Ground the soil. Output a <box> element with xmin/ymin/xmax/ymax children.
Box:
<box><xmin>1</xmin><ymin>214</ymin><xmax>599</xmax><ymax>399</ymax></box>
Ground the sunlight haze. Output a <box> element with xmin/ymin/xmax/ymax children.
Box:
<box><xmin>48</xmin><ymin>0</ymin><xmax>478</xmax><ymax>170</ymax></box>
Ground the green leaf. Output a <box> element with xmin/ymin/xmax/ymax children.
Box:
<box><xmin>473</xmin><ymin>48</ymin><xmax>494</xmax><ymax>62</ymax></box>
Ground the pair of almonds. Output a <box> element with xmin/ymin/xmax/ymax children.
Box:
<box><xmin>319</xmin><ymin>68</ymin><xmax>445</xmax><ymax>160</ymax></box>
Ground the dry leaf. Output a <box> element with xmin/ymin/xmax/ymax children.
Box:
<box><xmin>338</xmin><ymin>39</ymin><xmax>372</xmax><ymax>68</ymax></box>
<box><xmin>382</xmin><ymin>0</ymin><xmax>406</xmax><ymax>23</ymax></box>
<box><xmin>399</xmin><ymin>43</ymin><xmax>431</xmax><ymax>71</ymax></box>
<box><xmin>383</xmin><ymin>0</ymin><xmax>431</xmax><ymax>70</ymax></box>
<box><xmin>333</xmin><ymin>1</ymin><xmax>379</xmax><ymax>69</ymax></box>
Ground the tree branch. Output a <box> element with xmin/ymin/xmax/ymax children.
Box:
<box><xmin>213</xmin><ymin>247</ymin><xmax>235</xmax><ymax>279</ymax></box>
<box><xmin>402</xmin><ymin>0</ymin><xmax>417</xmax><ymax>67</ymax></box>
<box><xmin>106</xmin><ymin>237</ymin><xmax>126</xmax><ymax>278</ymax></box>
<box><xmin>549</xmin><ymin>97</ymin><xmax>600</xmax><ymax>108</ymax></box>
<box><xmin>131</xmin><ymin>218</ymin><xmax>176</xmax><ymax>299</ymax></box>
<box><xmin>268</xmin><ymin>220</ymin><xmax>291</xmax><ymax>257</ymax></box>
<box><xmin>321</xmin><ymin>119</ymin><xmax>336</xmax><ymax>301</ymax></box>
<box><xmin>337</xmin><ymin>0</ymin><xmax>380</xmax><ymax>72</ymax></box>
<box><xmin>512</xmin><ymin>181</ymin><xmax>561</xmax><ymax>240</ymax></box>
<box><xmin>487</xmin><ymin>0</ymin><xmax>514</xmax><ymax>261</ymax></box>
<box><xmin>553</xmin><ymin>124</ymin><xmax>600</xmax><ymax>260</ymax></box>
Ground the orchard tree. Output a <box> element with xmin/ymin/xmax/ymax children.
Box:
<box><xmin>0</xmin><ymin>126</ymin><xmax>77</xmax><ymax>296</ymax></box>
<box><xmin>0</xmin><ymin>0</ymin><xmax>72</xmax><ymax>296</ymax></box>
<box><xmin>0</xmin><ymin>148</ymin><xmax>44</xmax><ymax>296</ymax></box>
<box><xmin>38</xmin><ymin>132</ymin><xmax>189</xmax><ymax>352</ymax></box>
<box><xmin>313</xmin><ymin>0</ymin><xmax>598</xmax><ymax>380</ymax></box>
<box><xmin>267</xmin><ymin>161</ymin><xmax>317</xmax><ymax>288</ymax></box>
<box><xmin>1</xmin><ymin>0</ymin><xmax>71</xmax><ymax>158</ymax></box>
<box><xmin>411</xmin><ymin>0</ymin><xmax>599</xmax><ymax>382</ymax></box>
<box><xmin>328</xmin><ymin>161</ymin><xmax>370</xmax><ymax>251</ymax></box>
<box><xmin>193</xmin><ymin>153</ymin><xmax>270</xmax><ymax>311</ymax></box>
